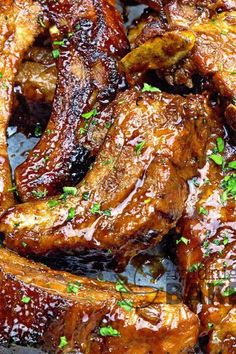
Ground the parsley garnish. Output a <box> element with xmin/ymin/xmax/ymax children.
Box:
<box><xmin>52</xmin><ymin>49</ymin><xmax>60</xmax><ymax>59</ymax></box>
<box><xmin>81</xmin><ymin>108</ymin><xmax>97</xmax><ymax>120</ymax></box>
<box><xmin>221</xmin><ymin>287</ymin><xmax>236</xmax><ymax>297</ymax></box>
<box><xmin>32</xmin><ymin>189</ymin><xmax>48</xmax><ymax>199</ymax></box>
<box><xmin>67</xmin><ymin>207</ymin><xmax>76</xmax><ymax>221</ymax></box>
<box><xmin>48</xmin><ymin>199</ymin><xmax>59</xmax><ymax>208</ymax></box>
<box><xmin>188</xmin><ymin>262</ymin><xmax>203</xmax><ymax>272</ymax></box>
<box><xmin>209</xmin><ymin>154</ymin><xmax>224</xmax><ymax>165</ymax></box>
<box><xmin>63</xmin><ymin>186</ymin><xmax>77</xmax><ymax>196</ymax></box>
<box><xmin>90</xmin><ymin>203</ymin><xmax>101</xmax><ymax>215</ymax></box>
<box><xmin>142</xmin><ymin>83</ymin><xmax>161</xmax><ymax>93</ymax></box>
<box><xmin>117</xmin><ymin>300</ymin><xmax>133</xmax><ymax>311</ymax></box>
<box><xmin>99</xmin><ymin>326</ymin><xmax>120</xmax><ymax>337</ymax></box>
<box><xmin>228</xmin><ymin>161</ymin><xmax>236</xmax><ymax>169</ymax></box>
<box><xmin>115</xmin><ymin>279</ymin><xmax>128</xmax><ymax>293</ymax></box>
<box><xmin>216</xmin><ymin>137</ymin><xmax>224</xmax><ymax>153</ymax></box>
<box><xmin>58</xmin><ymin>336</ymin><xmax>68</xmax><ymax>348</ymax></box>
<box><xmin>82</xmin><ymin>192</ymin><xmax>89</xmax><ymax>201</ymax></box>
<box><xmin>66</xmin><ymin>281</ymin><xmax>81</xmax><ymax>294</ymax></box>
<box><xmin>34</xmin><ymin>124</ymin><xmax>42</xmax><ymax>137</ymax></box>
<box><xmin>135</xmin><ymin>140</ymin><xmax>146</xmax><ymax>155</ymax></box>
<box><xmin>21</xmin><ymin>296</ymin><xmax>31</xmax><ymax>304</ymax></box>
<box><xmin>176</xmin><ymin>236</ymin><xmax>190</xmax><ymax>245</ymax></box>
<box><xmin>199</xmin><ymin>206</ymin><xmax>208</xmax><ymax>216</ymax></box>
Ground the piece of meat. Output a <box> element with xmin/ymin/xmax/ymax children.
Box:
<box><xmin>0</xmin><ymin>89</ymin><xmax>220</xmax><ymax>268</ymax></box>
<box><xmin>0</xmin><ymin>247</ymin><xmax>199</xmax><ymax>353</ymax></box>
<box><xmin>162</xmin><ymin>8</ymin><xmax>236</xmax><ymax>95</ymax></box>
<box><xmin>225</xmin><ymin>103</ymin><xmax>236</xmax><ymax>131</ymax></box>
<box><xmin>0</xmin><ymin>0</ymin><xmax>42</xmax><ymax>214</ymax></box>
<box><xmin>176</xmin><ymin>128</ymin><xmax>236</xmax><ymax>353</ymax></box>
<box><xmin>121</xmin><ymin>30</ymin><xmax>195</xmax><ymax>74</ymax></box>
<box><xmin>14</xmin><ymin>0</ymin><xmax>129</xmax><ymax>202</ymax></box>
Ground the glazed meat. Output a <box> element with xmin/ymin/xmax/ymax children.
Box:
<box><xmin>15</xmin><ymin>0</ymin><xmax>129</xmax><ymax>201</ymax></box>
<box><xmin>177</xmin><ymin>128</ymin><xmax>236</xmax><ymax>352</ymax></box>
<box><xmin>0</xmin><ymin>89</ymin><xmax>219</xmax><ymax>267</ymax></box>
<box><xmin>0</xmin><ymin>248</ymin><xmax>199</xmax><ymax>353</ymax></box>
<box><xmin>0</xmin><ymin>0</ymin><xmax>41</xmax><ymax>214</ymax></box>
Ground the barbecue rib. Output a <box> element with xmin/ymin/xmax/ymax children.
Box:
<box><xmin>177</xmin><ymin>130</ymin><xmax>236</xmax><ymax>353</ymax></box>
<box><xmin>0</xmin><ymin>89</ymin><xmax>220</xmax><ymax>267</ymax></box>
<box><xmin>0</xmin><ymin>248</ymin><xmax>199</xmax><ymax>353</ymax></box>
<box><xmin>14</xmin><ymin>0</ymin><xmax>129</xmax><ymax>201</ymax></box>
<box><xmin>0</xmin><ymin>0</ymin><xmax>41</xmax><ymax>214</ymax></box>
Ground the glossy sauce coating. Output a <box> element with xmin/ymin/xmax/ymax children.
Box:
<box><xmin>177</xmin><ymin>125</ymin><xmax>236</xmax><ymax>352</ymax></box>
<box><xmin>15</xmin><ymin>0</ymin><xmax>129</xmax><ymax>201</ymax></box>
<box><xmin>0</xmin><ymin>0</ymin><xmax>41</xmax><ymax>214</ymax></box>
<box><xmin>0</xmin><ymin>248</ymin><xmax>199</xmax><ymax>353</ymax></box>
<box><xmin>1</xmin><ymin>89</ymin><xmax>219</xmax><ymax>268</ymax></box>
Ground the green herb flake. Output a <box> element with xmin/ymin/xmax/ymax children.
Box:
<box><xmin>48</xmin><ymin>199</ymin><xmax>59</xmax><ymax>208</ymax></box>
<box><xmin>99</xmin><ymin>326</ymin><xmax>120</xmax><ymax>337</ymax></box>
<box><xmin>188</xmin><ymin>262</ymin><xmax>203</xmax><ymax>273</ymax></box>
<box><xmin>142</xmin><ymin>83</ymin><xmax>161</xmax><ymax>93</ymax></box>
<box><xmin>105</xmin><ymin>122</ymin><xmax>111</xmax><ymax>129</ymax></box>
<box><xmin>0</xmin><ymin>72</ymin><xmax>3</xmax><ymax>79</ymax></box>
<box><xmin>67</xmin><ymin>207</ymin><xmax>76</xmax><ymax>221</ymax></box>
<box><xmin>82</xmin><ymin>192</ymin><xmax>89</xmax><ymax>201</ymax></box>
<box><xmin>176</xmin><ymin>236</ymin><xmax>190</xmax><ymax>245</ymax></box>
<box><xmin>52</xmin><ymin>49</ymin><xmax>60</xmax><ymax>59</ymax></box>
<box><xmin>34</xmin><ymin>125</ymin><xmax>42</xmax><ymax>137</ymax></box>
<box><xmin>115</xmin><ymin>280</ymin><xmax>128</xmax><ymax>293</ymax></box>
<box><xmin>117</xmin><ymin>299</ymin><xmax>133</xmax><ymax>312</ymax></box>
<box><xmin>22</xmin><ymin>242</ymin><xmax>27</xmax><ymax>248</ymax></box>
<box><xmin>135</xmin><ymin>140</ymin><xmax>146</xmax><ymax>155</ymax></box>
<box><xmin>208</xmin><ymin>323</ymin><xmax>214</xmax><ymax>329</ymax></box>
<box><xmin>216</xmin><ymin>137</ymin><xmax>224</xmax><ymax>153</ymax></box>
<box><xmin>102</xmin><ymin>209</ymin><xmax>111</xmax><ymax>217</ymax></box>
<box><xmin>199</xmin><ymin>206</ymin><xmax>208</xmax><ymax>216</ymax></box>
<box><xmin>32</xmin><ymin>189</ymin><xmax>48</xmax><ymax>199</ymax></box>
<box><xmin>66</xmin><ymin>281</ymin><xmax>81</xmax><ymax>294</ymax></box>
<box><xmin>21</xmin><ymin>296</ymin><xmax>31</xmax><ymax>304</ymax></box>
<box><xmin>209</xmin><ymin>154</ymin><xmax>224</xmax><ymax>166</ymax></box>
<box><xmin>207</xmin><ymin>279</ymin><xmax>225</xmax><ymax>287</ymax></box>
<box><xmin>228</xmin><ymin>161</ymin><xmax>236</xmax><ymax>170</ymax></box>
<box><xmin>53</xmin><ymin>40</ymin><xmax>65</xmax><ymax>46</ymax></box>
<box><xmin>221</xmin><ymin>287</ymin><xmax>236</xmax><ymax>297</ymax></box>
<box><xmin>79</xmin><ymin>127</ymin><xmax>87</xmax><ymax>135</ymax></box>
<box><xmin>63</xmin><ymin>186</ymin><xmax>77</xmax><ymax>196</ymax></box>
<box><xmin>90</xmin><ymin>203</ymin><xmax>101</xmax><ymax>215</ymax></box>
<box><xmin>81</xmin><ymin>108</ymin><xmax>97</xmax><ymax>120</ymax></box>
<box><xmin>58</xmin><ymin>336</ymin><xmax>68</xmax><ymax>349</ymax></box>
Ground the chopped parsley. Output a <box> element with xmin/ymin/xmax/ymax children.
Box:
<box><xmin>67</xmin><ymin>207</ymin><xmax>76</xmax><ymax>221</ymax></box>
<box><xmin>82</xmin><ymin>192</ymin><xmax>89</xmax><ymax>201</ymax></box>
<box><xmin>63</xmin><ymin>186</ymin><xmax>77</xmax><ymax>196</ymax></box>
<box><xmin>48</xmin><ymin>199</ymin><xmax>59</xmax><ymax>208</ymax></box>
<box><xmin>221</xmin><ymin>287</ymin><xmax>236</xmax><ymax>297</ymax></box>
<box><xmin>52</xmin><ymin>49</ymin><xmax>60</xmax><ymax>59</ymax></box>
<box><xmin>209</xmin><ymin>154</ymin><xmax>224</xmax><ymax>165</ymax></box>
<box><xmin>207</xmin><ymin>280</ymin><xmax>225</xmax><ymax>287</ymax></box>
<box><xmin>81</xmin><ymin>108</ymin><xmax>97</xmax><ymax>120</ymax></box>
<box><xmin>99</xmin><ymin>326</ymin><xmax>120</xmax><ymax>337</ymax></box>
<box><xmin>32</xmin><ymin>189</ymin><xmax>48</xmax><ymax>199</ymax></box>
<box><xmin>142</xmin><ymin>83</ymin><xmax>161</xmax><ymax>93</ymax></box>
<box><xmin>115</xmin><ymin>279</ymin><xmax>128</xmax><ymax>293</ymax></box>
<box><xmin>90</xmin><ymin>203</ymin><xmax>101</xmax><ymax>215</ymax></box>
<box><xmin>228</xmin><ymin>161</ymin><xmax>236</xmax><ymax>169</ymax></box>
<box><xmin>199</xmin><ymin>206</ymin><xmax>208</xmax><ymax>216</ymax></box>
<box><xmin>117</xmin><ymin>300</ymin><xmax>133</xmax><ymax>311</ymax></box>
<box><xmin>34</xmin><ymin>124</ymin><xmax>42</xmax><ymax>137</ymax></box>
<box><xmin>221</xmin><ymin>174</ymin><xmax>236</xmax><ymax>201</ymax></box>
<box><xmin>58</xmin><ymin>336</ymin><xmax>68</xmax><ymax>348</ymax></box>
<box><xmin>0</xmin><ymin>72</ymin><xmax>3</xmax><ymax>79</ymax></box>
<box><xmin>188</xmin><ymin>262</ymin><xmax>203</xmax><ymax>272</ymax></box>
<box><xmin>176</xmin><ymin>236</ymin><xmax>190</xmax><ymax>245</ymax></box>
<box><xmin>66</xmin><ymin>281</ymin><xmax>81</xmax><ymax>294</ymax></box>
<box><xmin>135</xmin><ymin>140</ymin><xmax>146</xmax><ymax>155</ymax></box>
<box><xmin>216</xmin><ymin>137</ymin><xmax>224</xmax><ymax>153</ymax></box>
<box><xmin>21</xmin><ymin>296</ymin><xmax>31</xmax><ymax>304</ymax></box>
<box><xmin>103</xmin><ymin>209</ymin><xmax>111</xmax><ymax>217</ymax></box>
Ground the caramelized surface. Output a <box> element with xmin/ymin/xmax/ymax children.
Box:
<box><xmin>0</xmin><ymin>0</ymin><xmax>41</xmax><ymax>214</ymax></box>
<box><xmin>1</xmin><ymin>89</ymin><xmax>219</xmax><ymax>267</ymax></box>
<box><xmin>15</xmin><ymin>0</ymin><xmax>129</xmax><ymax>201</ymax></box>
<box><xmin>177</xmin><ymin>130</ymin><xmax>236</xmax><ymax>352</ymax></box>
<box><xmin>0</xmin><ymin>248</ymin><xmax>199</xmax><ymax>353</ymax></box>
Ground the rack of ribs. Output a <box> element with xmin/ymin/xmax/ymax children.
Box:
<box><xmin>0</xmin><ymin>247</ymin><xmax>199</xmax><ymax>353</ymax></box>
<box><xmin>14</xmin><ymin>0</ymin><xmax>130</xmax><ymax>201</ymax></box>
<box><xmin>0</xmin><ymin>89</ymin><xmax>221</xmax><ymax>268</ymax></box>
<box><xmin>176</xmin><ymin>126</ymin><xmax>236</xmax><ymax>353</ymax></box>
<box><xmin>0</xmin><ymin>0</ymin><xmax>42</xmax><ymax>214</ymax></box>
